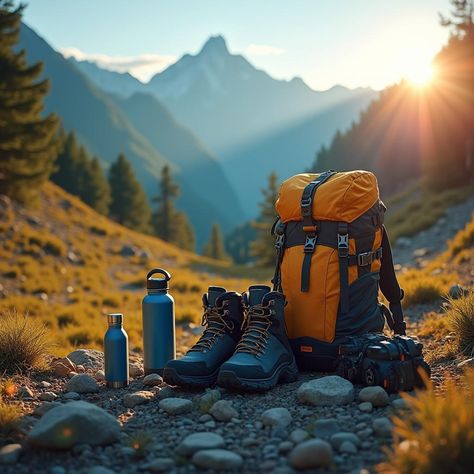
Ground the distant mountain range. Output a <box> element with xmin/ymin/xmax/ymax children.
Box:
<box><xmin>19</xmin><ymin>24</ymin><xmax>244</xmax><ymax>247</ymax></box>
<box><xmin>70</xmin><ymin>35</ymin><xmax>378</xmax><ymax>217</ymax></box>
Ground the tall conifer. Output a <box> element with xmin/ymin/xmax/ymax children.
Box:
<box><xmin>0</xmin><ymin>1</ymin><xmax>60</xmax><ymax>203</ymax></box>
<box><xmin>203</xmin><ymin>223</ymin><xmax>229</xmax><ymax>260</ymax></box>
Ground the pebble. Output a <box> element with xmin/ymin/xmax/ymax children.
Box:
<box><xmin>143</xmin><ymin>373</ymin><xmax>163</xmax><ymax>387</ymax></box>
<box><xmin>39</xmin><ymin>381</ymin><xmax>52</xmax><ymax>388</ymax></box>
<box><xmin>28</xmin><ymin>401</ymin><xmax>120</xmax><ymax>449</ymax></box>
<box><xmin>156</xmin><ymin>386</ymin><xmax>175</xmax><ymax>400</ymax></box>
<box><xmin>330</xmin><ymin>432</ymin><xmax>361</xmax><ymax>449</ymax></box>
<box><xmin>339</xmin><ymin>440</ymin><xmax>358</xmax><ymax>453</ymax></box>
<box><xmin>51</xmin><ymin>357</ymin><xmax>76</xmax><ymax>377</ymax></box>
<box><xmin>290</xmin><ymin>428</ymin><xmax>310</xmax><ymax>444</ymax></box>
<box><xmin>94</xmin><ymin>370</ymin><xmax>105</xmax><ymax>381</ymax></box>
<box><xmin>123</xmin><ymin>391</ymin><xmax>154</xmax><ymax>408</ymax></box>
<box><xmin>176</xmin><ymin>432</ymin><xmax>225</xmax><ymax>456</ymax></box>
<box><xmin>87</xmin><ymin>467</ymin><xmax>116</xmax><ymax>474</ymax></box>
<box><xmin>358</xmin><ymin>386</ymin><xmax>390</xmax><ymax>407</ymax></box>
<box><xmin>313</xmin><ymin>418</ymin><xmax>340</xmax><ymax>438</ymax></box>
<box><xmin>278</xmin><ymin>441</ymin><xmax>294</xmax><ymax>453</ymax></box>
<box><xmin>0</xmin><ymin>444</ymin><xmax>22</xmax><ymax>465</ymax></box>
<box><xmin>391</xmin><ymin>398</ymin><xmax>409</xmax><ymax>410</ymax></box>
<box><xmin>372</xmin><ymin>417</ymin><xmax>393</xmax><ymax>437</ymax></box>
<box><xmin>141</xmin><ymin>457</ymin><xmax>175</xmax><ymax>472</ymax></box>
<box><xmin>159</xmin><ymin>397</ymin><xmax>193</xmax><ymax>415</ymax></box>
<box><xmin>297</xmin><ymin>376</ymin><xmax>354</xmax><ymax>406</ymax></box>
<box><xmin>39</xmin><ymin>391</ymin><xmax>58</xmax><ymax>402</ymax></box>
<box><xmin>18</xmin><ymin>386</ymin><xmax>34</xmax><ymax>399</ymax></box>
<box><xmin>129</xmin><ymin>363</ymin><xmax>144</xmax><ymax>378</ymax></box>
<box><xmin>261</xmin><ymin>407</ymin><xmax>292</xmax><ymax>428</ymax></box>
<box><xmin>192</xmin><ymin>449</ymin><xmax>243</xmax><ymax>470</ymax></box>
<box><xmin>209</xmin><ymin>400</ymin><xmax>238</xmax><ymax>421</ymax></box>
<box><xmin>289</xmin><ymin>439</ymin><xmax>333</xmax><ymax>469</ymax></box>
<box><xmin>358</xmin><ymin>401</ymin><xmax>373</xmax><ymax>412</ymax></box>
<box><xmin>64</xmin><ymin>391</ymin><xmax>81</xmax><ymax>400</ymax></box>
<box><xmin>65</xmin><ymin>374</ymin><xmax>99</xmax><ymax>394</ymax></box>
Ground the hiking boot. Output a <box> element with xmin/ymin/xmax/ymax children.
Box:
<box><xmin>163</xmin><ymin>286</ymin><xmax>243</xmax><ymax>388</ymax></box>
<box><xmin>217</xmin><ymin>285</ymin><xmax>298</xmax><ymax>392</ymax></box>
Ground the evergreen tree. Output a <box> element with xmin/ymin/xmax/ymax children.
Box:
<box><xmin>153</xmin><ymin>165</ymin><xmax>195</xmax><ymax>251</ymax></box>
<box><xmin>203</xmin><ymin>223</ymin><xmax>229</xmax><ymax>261</ymax></box>
<box><xmin>51</xmin><ymin>131</ymin><xmax>82</xmax><ymax>195</ymax></box>
<box><xmin>109</xmin><ymin>153</ymin><xmax>152</xmax><ymax>233</ymax></box>
<box><xmin>80</xmin><ymin>157</ymin><xmax>111</xmax><ymax>215</ymax></box>
<box><xmin>0</xmin><ymin>1</ymin><xmax>60</xmax><ymax>203</ymax></box>
<box><xmin>251</xmin><ymin>172</ymin><xmax>279</xmax><ymax>267</ymax></box>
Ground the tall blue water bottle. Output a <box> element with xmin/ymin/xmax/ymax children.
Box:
<box><xmin>142</xmin><ymin>269</ymin><xmax>175</xmax><ymax>375</ymax></box>
<box><xmin>104</xmin><ymin>313</ymin><xmax>129</xmax><ymax>388</ymax></box>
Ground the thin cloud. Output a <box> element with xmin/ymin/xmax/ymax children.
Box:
<box><xmin>60</xmin><ymin>47</ymin><xmax>177</xmax><ymax>82</ymax></box>
<box><xmin>245</xmin><ymin>43</ymin><xmax>285</xmax><ymax>56</ymax></box>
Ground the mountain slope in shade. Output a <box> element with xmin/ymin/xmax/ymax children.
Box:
<box><xmin>19</xmin><ymin>23</ymin><xmax>243</xmax><ymax>246</ymax></box>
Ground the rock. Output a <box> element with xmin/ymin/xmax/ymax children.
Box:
<box><xmin>87</xmin><ymin>467</ymin><xmax>116</xmax><ymax>474</ymax></box>
<box><xmin>18</xmin><ymin>386</ymin><xmax>34</xmax><ymax>399</ymax></box>
<box><xmin>143</xmin><ymin>373</ymin><xmax>162</xmax><ymax>387</ymax></box>
<box><xmin>39</xmin><ymin>392</ymin><xmax>58</xmax><ymax>402</ymax></box>
<box><xmin>297</xmin><ymin>376</ymin><xmax>354</xmax><ymax>406</ymax></box>
<box><xmin>358</xmin><ymin>401</ymin><xmax>373</xmax><ymax>412</ymax></box>
<box><xmin>51</xmin><ymin>357</ymin><xmax>76</xmax><ymax>377</ymax></box>
<box><xmin>289</xmin><ymin>439</ymin><xmax>333</xmax><ymax>469</ymax></box>
<box><xmin>28</xmin><ymin>401</ymin><xmax>120</xmax><ymax>449</ymax></box>
<box><xmin>372</xmin><ymin>417</ymin><xmax>393</xmax><ymax>437</ymax></box>
<box><xmin>129</xmin><ymin>362</ymin><xmax>144</xmax><ymax>378</ymax></box>
<box><xmin>67</xmin><ymin>349</ymin><xmax>104</xmax><ymax>370</ymax></box>
<box><xmin>159</xmin><ymin>397</ymin><xmax>193</xmax><ymax>415</ymax></box>
<box><xmin>391</xmin><ymin>398</ymin><xmax>409</xmax><ymax>410</ymax></box>
<box><xmin>50</xmin><ymin>466</ymin><xmax>66</xmax><ymax>474</ymax></box>
<box><xmin>0</xmin><ymin>444</ymin><xmax>22</xmax><ymax>465</ymax></box>
<box><xmin>339</xmin><ymin>441</ymin><xmax>358</xmax><ymax>454</ymax></box>
<box><xmin>34</xmin><ymin>401</ymin><xmax>61</xmax><ymax>416</ymax></box>
<box><xmin>156</xmin><ymin>386</ymin><xmax>175</xmax><ymax>400</ymax></box>
<box><xmin>278</xmin><ymin>441</ymin><xmax>294</xmax><ymax>454</ymax></box>
<box><xmin>313</xmin><ymin>418</ymin><xmax>340</xmax><ymax>438</ymax></box>
<box><xmin>209</xmin><ymin>400</ymin><xmax>238</xmax><ymax>421</ymax></box>
<box><xmin>198</xmin><ymin>389</ymin><xmax>221</xmax><ymax>412</ymax></box>
<box><xmin>358</xmin><ymin>386</ymin><xmax>390</xmax><ymax>407</ymax></box>
<box><xmin>95</xmin><ymin>370</ymin><xmax>105</xmax><ymax>381</ymax></box>
<box><xmin>261</xmin><ymin>407</ymin><xmax>292</xmax><ymax>428</ymax></box>
<box><xmin>64</xmin><ymin>392</ymin><xmax>81</xmax><ymax>400</ymax></box>
<box><xmin>290</xmin><ymin>428</ymin><xmax>310</xmax><ymax>444</ymax></box>
<box><xmin>39</xmin><ymin>381</ymin><xmax>52</xmax><ymax>388</ymax></box>
<box><xmin>457</xmin><ymin>357</ymin><xmax>474</xmax><ymax>369</ymax></box>
<box><xmin>120</xmin><ymin>244</ymin><xmax>139</xmax><ymax>257</ymax></box>
<box><xmin>413</xmin><ymin>248</ymin><xmax>429</xmax><ymax>257</ymax></box>
<box><xmin>123</xmin><ymin>391</ymin><xmax>154</xmax><ymax>408</ymax></box>
<box><xmin>65</xmin><ymin>374</ymin><xmax>99</xmax><ymax>394</ymax></box>
<box><xmin>192</xmin><ymin>449</ymin><xmax>243</xmax><ymax>471</ymax></box>
<box><xmin>76</xmin><ymin>364</ymin><xmax>85</xmax><ymax>373</ymax></box>
<box><xmin>141</xmin><ymin>458</ymin><xmax>175</xmax><ymax>472</ymax></box>
<box><xmin>176</xmin><ymin>432</ymin><xmax>225</xmax><ymax>456</ymax></box>
<box><xmin>330</xmin><ymin>432</ymin><xmax>361</xmax><ymax>450</ymax></box>
<box><xmin>449</xmin><ymin>284</ymin><xmax>469</xmax><ymax>299</ymax></box>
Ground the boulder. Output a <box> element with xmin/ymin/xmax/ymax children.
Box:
<box><xmin>28</xmin><ymin>401</ymin><xmax>120</xmax><ymax>449</ymax></box>
<box><xmin>65</xmin><ymin>374</ymin><xmax>99</xmax><ymax>394</ymax></box>
<box><xmin>67</xmin><ymin>349</ymin><xmax>104</xmax><ymax>371</ymax></box>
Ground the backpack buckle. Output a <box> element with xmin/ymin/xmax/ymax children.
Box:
<box><xmin>337</xmin><ymin>233</ymin><xmax>349</xmax><ymax>257</ymax></box>
<box><xmin>358</xmin><ymin>251</ymin><xmax>373</xmax><ymax>266</ymax></box>
<box><xmin>275</xmin><ymin>234</ymin><xmax>285</xmax><ymax>250</ymax></box>
<box><xmin>304</xmin><ymin>235</ymin><xmax>317</xmax><ymax>253</ymax></box>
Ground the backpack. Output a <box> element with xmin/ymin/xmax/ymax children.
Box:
<box><xmin>272</xmin><ymin>170</ymin><xmax>406</xmax><ymax>370</ymax></box>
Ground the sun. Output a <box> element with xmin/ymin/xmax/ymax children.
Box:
<box><xmin>404</xmin><ymin>61</ymin><xmax>436</xmax><ymax>87</ymax></box>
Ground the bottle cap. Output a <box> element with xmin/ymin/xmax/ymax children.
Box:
<box><xmin>107</xmin><ymin>313</ymin><xmax>123</xmax><ymax>325</ymax></box>
<box><xmin>146</xmin><ymin>268</ymin><xmax>171</xmax><ymax>290</ymax></box>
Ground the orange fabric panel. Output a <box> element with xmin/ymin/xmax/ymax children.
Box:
<box><xmin>281</xmin><ymin>244</ymin><xmax>340</xmax><ymax>343</ymax></box>
<box><xmin>276</xmin><ymin>171</ymin><xmax>379</xmax><ymax>223</ymax></box>
<box><xmin>371</xmin><ymin>228</ymin><xmax>382</xmax><ymax>273</ymax></box>
<box><xmin>348</xmin><ymin>238</ymin><xmax>358</xmax><ymax>285</ymax></box>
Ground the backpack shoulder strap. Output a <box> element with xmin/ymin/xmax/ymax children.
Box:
<box><xmin>379</xmin><ymin>225</ymin><xmax>406</xmax><ymax>335</ymax></box>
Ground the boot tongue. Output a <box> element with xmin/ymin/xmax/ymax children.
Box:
<box><xmin>248</xmin><ymin>285</ymin><xmax>271</xmax><ymax>306</ymax></box>
<box><xmin>207</xmin><ymin>286</ymin><xmax>226</xmax><ymax>307</ymax></box>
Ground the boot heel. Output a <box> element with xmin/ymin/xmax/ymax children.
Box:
<box><xmin>279</xmin><ymin>359</ymin><xmax>299</xmax><ymax>383</ymax></box>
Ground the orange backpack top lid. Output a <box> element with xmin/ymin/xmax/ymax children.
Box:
<box><xmin>275</xmin><ymin>170</ymin><xmax>380</xmax><ymax>224</ymax></box>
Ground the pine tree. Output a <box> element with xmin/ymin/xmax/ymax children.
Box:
<box><xmin>203</xmin><ymin>223</ymin><xmax>229</xmax><ymax>260</ymax></box>
<box><xmin>80</xmin><ymin>157</ymin><xmax>111</xmax><ymax>215</ymax></box>
<box><xmin>251</xmin><ymin>172</ymin><xmax>279</xmax><ymax>267</ymax></box>
<box><xmin>0</xmin><ymin>1</ymin><xmax>60</xmax><ymax>203</ymax></box>
<box><xmin>153</xmin><ymin>165</ymin><xmax>195</xmax><ymax>251</ymax></box>
<box><xmin>109</xmin><ymin>153</ymin><xmax>152</xmax><ymax>233</ymax></box>
<box><xmin>51</xmin><ymin>131</ymin><xmax>82</xmax><ymax>195</ymax></box>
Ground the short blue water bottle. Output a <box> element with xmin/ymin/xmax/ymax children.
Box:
<box><xmin>142</xmin><ymin>269</ymin><xmax>175</xmax><ymax>375</ymax></box>
<box><xmin>104</xmin><ymin>313</ymin><xmax>129</xmax><ymax>388</ymax></box>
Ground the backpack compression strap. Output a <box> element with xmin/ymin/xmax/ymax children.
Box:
<box><xmin>300</xmin><ymin>170</ymin><xmax>337</xmax><ymax>292</ymax></box>
<box><xmin>379</xmin><ymin>225</ymin><xmax>406</xmax><ymax>335</ymax></box>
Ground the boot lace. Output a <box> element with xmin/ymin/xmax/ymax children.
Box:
<box><xmin>235</xmin><ymin>302</ymin><xmax>274</xmax><ymax>355</ymax></box>
<box><xmin>188</xmin><ymin>303</ymin><xmax>233</xmax><ymax>352</ymax></box>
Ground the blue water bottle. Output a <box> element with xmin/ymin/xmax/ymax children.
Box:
<box><xmin>142</xmin><ymin>269</ymin><xmax>175</xmax><ymax>375</ymax></box>
<box><xmin>104</xmin><ymin>313</ymin><xmax>129</xmax><ymax>388</ymax></box>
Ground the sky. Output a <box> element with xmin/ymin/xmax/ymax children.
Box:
<box><xmin>23</xmin><ymin>0</ymin><xmax>452</xmax><ymax>91</ymax></box>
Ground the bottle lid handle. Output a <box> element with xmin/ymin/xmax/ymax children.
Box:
<box><xmin>146</xmin><ymin>268</ymin><xmax>171</xmax><ymax>281</ymax></box>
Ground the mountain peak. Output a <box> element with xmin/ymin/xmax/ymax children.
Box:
<box><xmin>200</xmin><ymin>35</ymin><xmax>229</xmax><ymax>56</ymax></box>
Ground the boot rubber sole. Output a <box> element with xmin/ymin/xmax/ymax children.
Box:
<box><xmin>217</xmin><ymin>358</ymin><xmax>298</xmax><ymax>392</ymax></box>
<box><xmin>162</xmin><ymin>367</ymin><xmax>219</xmax><ymax>389</ymax></box>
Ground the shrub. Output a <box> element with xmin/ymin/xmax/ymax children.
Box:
<box><xmin>0</xmin><ymin>379</ymin><xmax>17</xmax><ymax>399</ymax></box>
<box><xmin>447</xmin><ymin>293</ymin><xmax>474</xmax><ymax>356</ymax></box>
<box><xmin>403</xmin><ymin>279</ymin><xmax>443</xmax><ymax>306</ymax></box>
<box><xmin>0</xmin><ymin>310</ymin><xmax>50</xmax><ymax>374</ymax></box>
<box><xmin>379</xmin><ymin>369</ymin><xmax>474</xmax><ymax>474</ymax></box>
<box><xmin>0</xmin><ymin>398</ymin><xmax>21</xmax><ymax>438</ymax></box>
<box><xmin>448</xmin><ymin>214</ymin><xmax>474</xmax><ymax>257</ymax></box>
<box><xmin>67</xmin><ymin>331</ymin><xmax>91</xmax><ymax>346</ymax></box>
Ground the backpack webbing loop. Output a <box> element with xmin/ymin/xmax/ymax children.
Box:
<box><xmin>300</xmin><ymin>170</ymin><xmax>337</xmax><ymax>292</ymax></box>
<box><xmin>271</xmin><ymin>222</ymin><xmax>286</xmax><ymax>292</ymax></box>
<box><xmin>338</xmin><ymin>222</ymin><xmax>349</xmax><ymax>314</ymax></box>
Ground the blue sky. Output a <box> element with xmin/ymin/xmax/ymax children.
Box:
<box><xmin>24</xmin><ymin>0</ymin><xmax>451</xmax><ymax>90</ymax></box>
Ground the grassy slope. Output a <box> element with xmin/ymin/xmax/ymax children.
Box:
<box><xmin>0</xmin><ymin>183</ymin><xmax>259</xmax><ymax>355</ymax></box>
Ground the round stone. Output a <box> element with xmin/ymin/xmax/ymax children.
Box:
<box><xmin>262</xmin><ymin>407</ymin><xmax>292</xmax><ymax>428</ymax></box>
<box><xmin>358</xmin><ymin>386</ymin><xmax>390</xmax><ymax>407</ymax></box>
<box><xmin>209</xmin><ymin>400</ymin><xmax>238</xmax><ymax>421</ymax></box>
<box><xmin>358</xmin><ymin>401</ymin><xmax>373</xmax><ymax>412</ymax></box>
<box><xmin>289</xmin><ymin>439</ymin><xmax>333</xmax><ymax>469</ymax></box>
<box><xmin>297</xmin><ymin>376</ymin><xmax>354</xmax><ymax>406</ymax></box>
<box><xmin>176</xmin><ymin>432</ymin><xmax>225</xmax><ymax>456</ymax></box>
<box><xmin>192</xmin><ymin>449</ymin><xmax>243</xmax><ymax>470</ymax></box>
<box><xmin>159</xmin><ymin>397</ymin><xmax>193</xmax><ymax>415</ymax></box>
<box><xmin>372</xmin><ymin>417</ymin><xmax>393</xmax><ymax>437</ymax></box>
<box><xmin>65</xmin><ymin>374</ymin><xmax>99</xmax><ymax>394</ymax></box>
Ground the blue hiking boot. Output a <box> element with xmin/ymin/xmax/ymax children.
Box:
<box><xmin>163</xmin><ymin>286</ymin><xmax>243</xmax><ymax>388</ymax></box>
<box><xmin>217</xmin><ymin>285</ymin><xmax>298</xmax><ymax>392</ymax></box>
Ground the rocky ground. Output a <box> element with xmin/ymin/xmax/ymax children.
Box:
<box><xmin>1</xmin><ymin>348</ymin><xmax>416</xmax><ymax>474</ymax></box>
